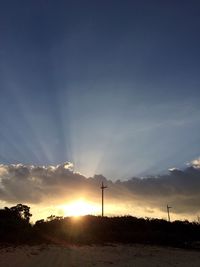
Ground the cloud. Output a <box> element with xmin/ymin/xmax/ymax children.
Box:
<box><xmin>190</xmin><ymin>158</ymin><xmax>200</xmax><ymax>169</ymax></box>
<box><xmin>0</xmin><ymin>162</ymin><xmax>87</xmax><ymax>203</ymax></box>
<box><xmin>122</xmin><ymin>165</ymin><xmax>200</xmax><ymax>214</ymax></box>
<box><xmin>0</xmin><ymin>159</ymin><xmax>200</xmax><ymax>217</ymax></box>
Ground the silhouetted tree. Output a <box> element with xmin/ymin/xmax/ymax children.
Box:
<box><xmin>1</xmin><ymin>204</ymin><xmax>200</xmax><ymax>247</ymax></box>
<box><xmin>10</xmin><ymin>204</ymin><xmax>32</xmax><ymax>223</ymax></box>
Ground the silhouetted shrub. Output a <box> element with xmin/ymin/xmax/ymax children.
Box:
<box><xmin>1</xmin><ymin>204</ymin><xmax>200</xmax><ymax>248</ymax></box>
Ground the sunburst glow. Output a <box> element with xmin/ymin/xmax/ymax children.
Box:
<box><xmin>61</xmin><ymin>199</ymin><xmax>99</xmax><ymax>217</ymax></box>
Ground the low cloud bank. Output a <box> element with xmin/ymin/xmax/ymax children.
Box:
<box><xmin>0</xmin><ymin>159</ymin><xmax>200</xmax><ymax>215</ymax></box>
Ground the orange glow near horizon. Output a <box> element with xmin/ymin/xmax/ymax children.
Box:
<box><xmin>60</xmin><ymin>199</ymin><xmax>99</xmax><ymax>217</ymax></box>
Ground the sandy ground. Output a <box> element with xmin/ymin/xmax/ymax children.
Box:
<box><xmin>0</xmin><ymin>244</ymin><xmax>200</xmax><ymax>267</ymax></box>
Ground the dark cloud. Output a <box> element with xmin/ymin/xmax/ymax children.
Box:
<box><xmin>0</xmin><ymin>160</ymin><xmax>200</xmax><ymax>216</ymax></box>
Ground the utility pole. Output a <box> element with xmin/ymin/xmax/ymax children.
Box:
<box><xmin>167</xmin><ymin>204</ymin><xmax>172</xmax><ymax>222</ymax></box>
<box><xmin>100</xmin><ymin>182</ymin><xmax>107</xmax><ymax>217</ymax></box>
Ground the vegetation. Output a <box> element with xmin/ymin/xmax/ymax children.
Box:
<box><xmin>1</xmin><ymin>204</ymin><xmax>200</xmax><ymax>248</ymax></box>
<box><xmin>0</xmin><ymin>204</ymin><xmax>32</xmax><ymax>243</ymax></box>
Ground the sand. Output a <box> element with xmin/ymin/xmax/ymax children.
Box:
<box><xmin>0</xmin><ymin>244</ymin><xmax>200</xmax><ymax>267</ymax></box>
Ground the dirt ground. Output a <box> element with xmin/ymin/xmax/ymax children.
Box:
<box><xmin>0</xmin><ymin>244</ymin><xmax>200</xmax><ymax>267</ymax></box>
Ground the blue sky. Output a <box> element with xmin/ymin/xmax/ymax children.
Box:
<box><xmin>0</xmin><ymin>1</ymin><xmax>200</xmax><ymax>180</ymax></box>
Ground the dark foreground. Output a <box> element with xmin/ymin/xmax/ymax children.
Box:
<box><xmin>1</xmin><ymin>244</ymin><xmax>200</xmax><ymax>267</ymax></box>
<box><xmin>1</xmin><ymin>204</ymin><xmax>200</xmax><ymax>249</ymax></box>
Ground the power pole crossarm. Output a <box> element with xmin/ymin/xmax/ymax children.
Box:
<box><xmin>101</xmin><ymin>182</ymin><xmax>107</xmax><ymax>217</ymax></box>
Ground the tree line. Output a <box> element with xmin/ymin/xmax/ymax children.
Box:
<box><xmin>0</xmin><ymin>204</ymin><xmax>200</xmax><ymax>249</ymax></box>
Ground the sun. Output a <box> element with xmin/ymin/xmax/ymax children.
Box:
<box><xmin>61</xmin><ymin>199</ymin><xmax>98</xmax><ymax>217</ymax></box>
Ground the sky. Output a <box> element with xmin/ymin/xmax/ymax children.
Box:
<box><xmin>0</xmin><ymin>0</ymin><xmax>200</xmax><ymax>221</ymax></box>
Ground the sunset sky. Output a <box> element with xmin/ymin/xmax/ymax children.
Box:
<box><xmin>0</xmin><ymin>1</ymin><xmax>200</xmax><ymax>222</ymax></box>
